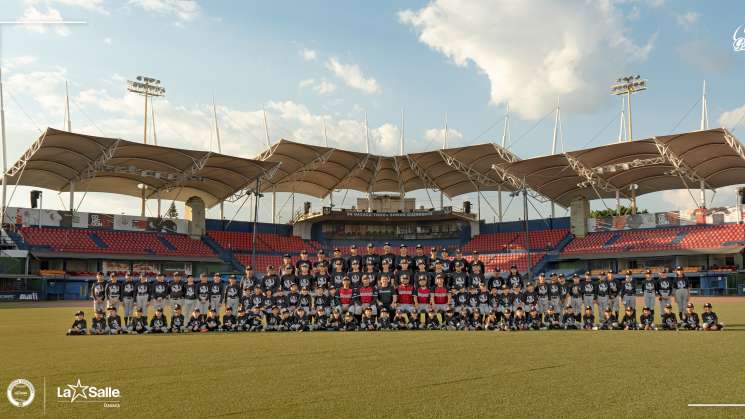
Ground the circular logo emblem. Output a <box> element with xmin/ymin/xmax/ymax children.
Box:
<box><xmin>7</xmin><ymin>379</ymin><xmax>35</xmax><ymax>408</ymax></box>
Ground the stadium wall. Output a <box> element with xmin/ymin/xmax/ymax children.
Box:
<box><xmin>479</xmin><ymin>217</ymin><xmax>570</xmax><ymax>234</ymax></box>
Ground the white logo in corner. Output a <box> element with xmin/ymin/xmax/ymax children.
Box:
<box><xmin>57</xmin><ymin>378</ymin><xmax>121</xmax><ymax>407</ymax></box>
<box><xmin>7</xmin><ymin>378</ymin><xmax>35</xmax><ymax>408</ymax></box>
<box><xmin>734</xmin><ymin>25</ymin><xmax>745</xmax><ymax>52</ymax></box>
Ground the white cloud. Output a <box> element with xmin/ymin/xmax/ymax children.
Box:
<box><xmin>424</xmin><ymin>127</ymin><xmax>463</xmax><ymax>143</ymax></box>
<box><xmin>51</xmin><ymin>0</ymin><xmax>109</xmax><ymax>15</ymax></box>
<box><xmin>6</xmin><ymin>68</ymin><xmax>68</xmax><ymax>114</ymax></box>
<box><xmin>676</xmin><ymin>11</ymin><xmax>699</xmax><ymax>29</ymax></box>
<box><xmin>314</xmin><ymin>80</ymin><xmax>336</xmax><ymax>95</ymax></box>
<box><xmin>399</xmin><ymin>0</ymin><xmax>654</xmax><ymax>119</ymax></box>
<box><xmin>1</xmin><ymin>56</ymin><xmax>37</xmax><ymax>72</ymax></box>
<box><xmin>298</xmin><ymin>78</ymin><xmax>315</xmax><ymax>89</ymax></box>
<box><xmin>128</xmin><ymin>0</ymin><xmax>201</xmax><ymax>21</ymax></box>
<box><xmin>18</xmin><ymin>5</ymin><xmax>70</xmax><ymax>36</ymax></box>
<box><xmin>103</xmin><ymin>37</ymin><xmax>112</xmax><ymax>45</ymax></box>
<box><xmin>300</xmin><ymin>48</ymin><xmax>317</xmax><ymax>61</ymax></box>
<box><xmin>298</xmin><ymin>78</ymin><xmax>336</xmax><ymax>96</ymax></box>
<box><xmin>719</xmin><ymin>104</ymin><xmax>745</xmax><ymax>130</ymax></box>
<box><xmin>325</xmin><ymin>57</ymin><xmax>381</xmax><ymax>95</ymax></box>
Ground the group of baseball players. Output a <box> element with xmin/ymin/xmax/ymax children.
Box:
<box><xmin>67</xmin><ymin>244</ymin><xmax>725</xmax><ymax>334</ymax></box>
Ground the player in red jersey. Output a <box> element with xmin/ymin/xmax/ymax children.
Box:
<box><xmin>394</xmin><ymin>274</ymin><xmax>415</xmax><ymax>314</ymax></box>
<box><xmin>338</xmin><ymin>276</ymin><xmax>355</xmax><ymax>313</ymax></box>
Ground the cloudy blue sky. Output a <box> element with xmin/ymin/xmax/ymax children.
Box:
<box><xmin>2</xmin><ymin>0</ymin><xmax>745</xmax><ymax>222</ymax></box>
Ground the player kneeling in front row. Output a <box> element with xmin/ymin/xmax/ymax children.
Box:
<box><xmin>67</xmin><ymin>310</ymin><xmax>88</xmax><ymax>335</ymax></box>
<box><xmin>639</xmin><ymin>306</ymin><xmax>656</xmax><ymax>330</ymax></box>
<box><xmin>359</xmin><ymin>306</ymin><xmax>376</xmax><ymax>331</ymax></box>
<box><xmin>526</xmin><ymin>307</ymin><xmax>543</xmax><ymax>330</ymax></box>
<box><xmin>621</xmin><ymin>307</ymin><xmax>637</xmax><ymax>330</ymax></box>
<box><xmin>599</xmin><ymin>308</ymin><xmax>621</xmax><ymax>330</ymax></box>
<box><xmin>149</xmin><ymin>308</ymin><xmax>169</xmax><ymax>333</ymax></box>
<box><xmin>660</xmin><ymin>304</ymin><xmax>678</xmax><ymax>330</ymax></box>
<box><xmin>544</xmin><ymin>306</ymin><xmax>562</xmax><ymax>330</ymax></box>
<box><xmin>106</xmin><ymin>306</ymin><xmax>124</xmax><ymax>334</ymax></box>
<box><xmin>204</xmin><ymin>308</ymin><xmax>221</xmax><ymax>332</ymax></box>
<box><xmin>562</xmin><ymin>306</ymin><xmax>580</xmax><ymax>330</ymax></box>
<box><xmin>90</xmin><ymin>309</ymin><xmax>107</xmax><ymax>335</ymax></box>
<box><xmin>702</xmin><ymin>302</ymin><xmax>724</xmax><ymax>331</ymax></box>
<box><xmin>128</xmin><ymin>306</ymin><xmax>149</xmax><ymax>334</ymax></box>
<box><xmin>170</xmin><ymin>305</ymin><xmax>185</xmax><ymax>333</ymax></box>
<box><xmin>289</xmin><ymin>307</ymin><xmax>309</xmax><ymax>332</ymax></box>
<box><xmin>187</xmin><ymin>308</ymin><xmax>205</xmax><ymax>332</ymax></box>
<box><xmin>376</xmin><ymin>308</ymin><xmax>392</xmax><ymax>330</ymax></box>
<box><xmin>680</xmin><ymin>303</ymin><xmax>700</xmax><ymax>330</ymax></box>
<box><xmin>582</xmin><ymin>306</ymin><xmax>595</xmax><ymax>330</ymax></box>
<box><xmin>221</xmin><ymin>306</ymin><xmax>237</xmax><ymax>332</ymax></box>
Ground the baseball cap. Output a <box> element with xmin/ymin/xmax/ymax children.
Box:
<box><xmin>686</xmin><ymin>302</ymin><xmax>694</xmax><ymax>308</ymax></box>
<box><xmin>300</xmin><ymin>249</ymin><xmax>308</xmax><ymax>254</ymax></box>
<box><xmin>174</xmin><ymin>304</ymin><xmax>182</xmax><ymax>310</ymax></box>
<box><xmin>156</xmin><ymin>307</ymin><xmax>163</xmax><ymax>312</ymax></box>
<box><xmin>334</xmin><ymin>248</ymin><xmax>340</xmax><ymax>252</ymax></box>
<box><xmin>225</xmin><ymin>306</ymin><xmax>233</xmax><ymax>311</ymax></box>
<box><xmin>585</xmin><ymin>305</ymin><xmax>592</xmax><ymax>310</ymax></box>
<box><xmin>472</xmin><ymin>250</ymin><xmax>479</xmax><ymax>255</ymax></box>
<box><xmin>317</xmin><ymin>249</ymin><xmax>324</xmax><ymax>254</ymax></box>
<box><xmin>245</xmin><ymin>265</ymin><xmax>253</xmax><ymax>270</ymax></box>
<box><xmin>193</xmin><ymin>308</ymin><xmax>201</xmax><ymax>313</ymax></box>
<box><xmin>283</xmin><ymin>253</ymin><xmax>290</xmax><ymax>258</ymax></box>
<box><xmin>430</xmin><ymin>246</ymin><xmax>436</xmax><ymax>251</ymax></box>
<box><xmin>643</xmin><ymin>306</ymin><xmax>650</xmax><ymax>311</ymax></box>
<box><xmin>645</xmin><ymin>269</ymin><xmax>652</xmax><ymax>274</ymax></box>
<box><xmin>95</xmin><ymin>309</ymin><xmax>104</xmax><ymax>314</ymax></box>
<box><xmin>267</xmin><ymin>265</ymin><xmax>275</xmax><ymax>270</ymax></box>
<box><xmin>75</xmin><ymin>310</ymin><xmax>84</xmax><ymax>316</ymax></box>
<box><xmin>384</xmin><ymin>242</ymin><xmax>391</xmax><ymax>246</ymax></box>
<box><xmin>604</xmin><ymin>308</ymin><xmax>611</xmax><ymax>312</ymax></box>
<box><xmin>400</xmin><ymin>244</ymin><xmax>406</xmax><ymax>248</ymax></box>
<box><xmin>675</xmin><ymin>266</ymin><xmax>683</xmax><ymax>270</ymax></box>
<box><xmin>238</xmin><ymin>308</ymin><xmax>245</xmax><ymax>313</ymax></box>
<box><xmin>350</xmin><ymin>245</ymin><xmax>357</xmax><ymax>249</ymax></box>
<box><xmin>704</xmin><ymin>302</ymin><xmax>712</xmax><ymax>308</ymax></box>
<box><xmin>665</xmin><ymin>303</ymin><xmax>672</xmax><ymax>309</ymax></box>
<box><xmin>416</xmin><ymin>244</ymin><xmax>422</xmax><ymax>249</ymax></box>
<box><xmin>366</xmin><ymin>243</ymin><xmax>373</xmax><ymax>248</ymax></box>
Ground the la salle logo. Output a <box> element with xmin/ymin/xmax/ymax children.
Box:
<box><xmin>57</xmin><ymin>379</ymin><xmax>121</xmax><ymax>404</ymax></box>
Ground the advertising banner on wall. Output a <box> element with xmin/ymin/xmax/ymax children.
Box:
<box><xmin>588</xmin><ymin>206</ymin><xmax>743</xmax><ymax>232</ymax></box>
<box><xmin>4</xmin><ymin>207</ymin><xmax>188</xmax><ymax>234</ymax></box>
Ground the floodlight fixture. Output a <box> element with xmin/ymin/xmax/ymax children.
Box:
<box><xmin>611</xmin><ymin>74</ymin><xmax>647</xmax><ymax>142</ymax></box>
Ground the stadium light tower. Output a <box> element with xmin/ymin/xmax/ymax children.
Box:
<box><xmin>127</xmin><ymin>76</ymin><xmax>165</xmax><ymax>144</ymax></box>
<box><xmin>611</xmin><ymin>75</ymin><xmax>647</xmax><ymax>142</ymax></box>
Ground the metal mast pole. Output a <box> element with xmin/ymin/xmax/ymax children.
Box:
<box><xmin>365</xmin><ymin>112</ymin><xmax>372</xmax><ymax>212</ymax></box>
<box><xmin>0</xmin><ymin>65</ymin><xmax>6</xmax><ymax>223</ymax></box>
<box><xmin>323</xmin><ymin>118</ymin><xmax>333</xmax><ymax>208</ymax></box>
<box><xmin>143</xmin><ymin>92</ymin><xmax>148</xmax><ymax>144</ymax></box>
<box><xmin>65</xmin><ymin>81</ymin><xmax>71</xmax><ymax>131</ymax></box>
<box><xmin>498</xmin><ymin>103</ymin><xmax>510</xmax><ymax>222</ymax></box>
<box><xmin>523</xmin><ymin>188</ymin><xmax>532</xmax><ymax>281</ymax></box>
<box><xmin>400</xmin><ymin>108</ymin><xmax>405</xmax><ymax>211</ymax></box>
<box><xmin>550</xmin><ymin>97</ymin><xmax>560</xmax><ymax>219</ymax></box>
<box><xmin>151</xmin><ymin>96</ymin><xmax>157</xmax><ymax>145</ymax></box>
<box><xmin>213</xmin><ymin>96</ymin><xmax>223</xmax><ymax>220</ymax></box>
<box><xmin>262</xmin><ymin>107</ymin><xmax>275</xmax><ymax>223</ymax></box>
<box><xmin>700</xmin><ymin>80</ymin><xmax>709</xmax><ymax>130</ymax></box>
<box><xmin>251</xmin><ymin>178</ymin><xmax>261</xmax><ymax>269</ymax></box>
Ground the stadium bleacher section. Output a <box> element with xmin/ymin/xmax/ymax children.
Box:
<box><xmin>463</xmin><ymin>229</ymin><xmax>570</xmax><ymax>253</ymax></box>
<box><xmin>18</xmin><ymin>227</ymin><xmax>215</xmax><ymax>257</ymax></box>
<box><xmin>562</xmin><ymin>224</ymin><xmax>745</xmax><ymax>255</ymax></box>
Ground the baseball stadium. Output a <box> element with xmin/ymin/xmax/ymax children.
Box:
<box><xmin>3</xmin><ymin>2</ymin><xmax>745</xmax><ymax>418</ymax></box>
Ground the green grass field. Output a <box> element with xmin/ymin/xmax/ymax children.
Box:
<box><xmin>1</xmin><ymin>297</ymin><xmax>744</xmax><ymax>418</ymax></box>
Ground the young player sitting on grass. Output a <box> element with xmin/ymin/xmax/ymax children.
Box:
<box><xmin>170</xmin><ymin>305</ymin><xmax>185</xmax><ymax>333</ymax></box>
<box><xmin>621</xmin><ymin>307</ymin><xmax>637</xmax><ymax>331</ymax></box>
<box><xmin>681</xmin><ymin>303</ymin><xmax>700</xmax><ymax>330</ymax></box>
<box><xmin>639</xmin><ymin>307</ymin><xmax>656</xmax><ymax>330</ymax></box>
<box><xmin>90</xmin><ymin>310</ymin><xmax>107</xmax><ymax>335</ymax></box>
<box><xmin>67</xmin><ymin>310</ymin><xmax>87</xmax><ymax>335</ymax></box>
<box><xmin>106</xmin><ymin>306</ymin><xmax>124</xmax><ymax>334</ymax></box>
<box><xmin>562</xmin><ymin>306</ymin><xmax>579</xmax><ymax>330</ymax></box>
<box><xmin>222</xmin><ymin>307</ymin><xmax>237</xmax><ymax>331</ymax></box>
<box><xmin>661</xmin><ymin>304</ymin><xmax>678</xmax><ymax>330</ymax></box>
<box><xmin>544</xmin><ymin>306</ymin><xmax>562</xmax><ymax>330</ymax></box>
<box><xmin>526</xmin><ymin>306</ymin><xmax>542</xmax><ymax>330</ymax></box>
<box><xmin>128</xmin><ymin>306</ymin><xmax>149</xmax><ymax>334</ymax></box>
<box><xmin>342</xmin><ymin>311</ymin><xmax>357</xmax><ymax>331</ymax></box>
<box><xmin>702</xmin><ymin>302</ymin><xmax>724</xmax><ymax>331</ymax></box>
<box><xmin>326</xmin><ymin>309</ymin><xmax>343</xmax><ymax>331</ymax></box>
<box><xmin>204</xmin><ymin>308</ymin><xmax>220</xmax><ymax>332</ymax></box>
<box><xmin>512</xmin><ymin>307</ymin><xmax>528</xmax><ymax>330</ymax></box>
<box><xmin>443</xmin><ymin>307</ymin><xmax>458</xmax><ymax>331</ymax></box>
<box><xmin>599</xmin><ymin>308</ymin><xmax>621</xmax><ymax>330</ymax></box>
<box><xmin>582</xmin><ymin>306</ymin><xmax>595</xmax><ymax>330</ymax></box>
<box><xmin>187</xmin><ymin>308</ymin><xmax>204</xmax><ymax>332</ymax></box>
<box><xmin>484</xmin><ymin>310</ymin><xmax>499</xmax><ymax>331</ymax></box>
<box><xmin>376</xmin><ymin>308</ymin><xmax>392</xmax><ymax>330</ymax></box>
<box><xmin>149</xmin><ymin>308</ymin><xmax>168</xmax><ymax>333</ymax></box>
<box><xmin>359</xmin><ymin>307</ymin><xmax>376</xmax><ymax>331</ymax></box>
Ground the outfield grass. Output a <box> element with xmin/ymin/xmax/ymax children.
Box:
<box><xmin>1</xmin><ymin>297</ymin><xmax>744</xmax><ymax>418</ymax></box>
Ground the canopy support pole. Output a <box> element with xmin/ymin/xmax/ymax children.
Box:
<box><xmin>251</xmin><ymin>177</ymin><xmax>261</xmax><ymax>269</ymax></box>
<box><xmin>700</xmin><ymin>179</ymin><xmax>706</xmax><ymax>209</ymax></box>
<box><xmin>272</xmin><ymin>186</ymin><xmax>276</xmax><ymax>223</ymax></box>
<box><xmin>498</xmin><ymin>186</ymin><xmax>503</xmax><ymax>222</ymax></box>
<box><xmin>69</xmin><ymin>181</ymin><xmax>75</xmax><ymax>213</ymax></box>
<box><xmin>291</xmin><ymin>191</ymin><xmax>295</xmax><ymax>222</ymax></box>
<box><xmin>523</xmin><ymin>188</ymin><xmax>532</xmax><ymax>281</ymax></box>
<box><xmin>157</xmin><ymin>191</ymin><xmax>161</xmax><ymax>218</ymax></box>
<box><xmin>476</xmin><ymin>187</ymin><xmax>481</xmax><ymax>221</ymax></box>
